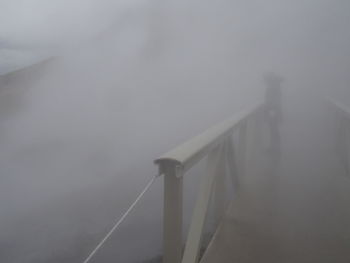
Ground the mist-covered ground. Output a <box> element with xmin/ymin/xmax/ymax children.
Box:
<box><xmin>0</xmin><ymin>0</ymin><xmax>350</xmax><ymax>262</ymax></box>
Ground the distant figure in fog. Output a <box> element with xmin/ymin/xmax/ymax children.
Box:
<box><xmin>264</xmin><ymin>72</ymin><xmax>283</xmax><ymax>163</ymax></box>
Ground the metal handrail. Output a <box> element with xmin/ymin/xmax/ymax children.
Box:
<box><xmin>155</xmin><ymin>102</ymin><xmax>264</xmax><ymax>175</ymax></box>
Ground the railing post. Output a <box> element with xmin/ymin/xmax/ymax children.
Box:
<box><xmin>226</xmin><ymin>137</ymin><xmax>239</xmax><ymax>192</ymax></box>
<box><xmin>335</xmin><ymin>112</ymin><xmax>342</xmax><ymax>161</ymax></box>
<box><xmin>238</xmin><ymin>120</ymin><xmax>248</xmax><ymax>178</ymax></box>
<box><xmin>337</xmin><ymin>116</ymin><xmax>350</xmax><ymax>174</ymax></box>
<box><xmin>264</xmin><ymin>72</ymin><xmax>283</xmax><ymax>162</ymax></box>
<box><xmin>162</xmin><ymin>164</ymin><xmax>183</xmax><ymax>263</ymax></box>
<box><xmin>251</xmin><ymin>110</ymin><xmax>264</xmax><ymax>161</ymax></box>
<box><xmin>212</xmin><ymin>144</ymin><xmax>227</xmax><ymax>228</ymax></box>
<box><xmin>347</xmin><ymin>122</ymin><xmax>350</xmax><ymax>174</ymax></box>
<box><xmin>329</xmin><ymin>99</ymin><xmax>350</xmax><ymax>176</ymax></box>
<box><xmin>182</xmin><ymin>145</ymin><xmax>222</xmax><ymax>263</ymax></box>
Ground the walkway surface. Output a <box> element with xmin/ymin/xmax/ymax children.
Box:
<box><xmin>201</xmin><ymin>94</ymin><xmax>350</xmax><ymax>263</ymax></box>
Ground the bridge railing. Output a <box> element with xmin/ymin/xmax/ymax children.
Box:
<box><xmin>329</xmin><ymin>98</ymin><xmax>350</xmax><ymax>176</ymax></box>
<box><xmin>155</xmin><ymin>101</ymin><xmax>268</xmax><ymax>263</ymax></box>
<box><xmin>82</xmin><ymin>84</ymin><xmax>281</xmax><ymax>263</ymax></box>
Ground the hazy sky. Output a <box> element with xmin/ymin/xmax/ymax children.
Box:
<box><xmin>1</xmin><ymin>0</ymin><xmax>349</xmax><ymax>75</ymax></box>
<box><xmin>0</xmin><ymin>0</ymin><xmax>146</xmax><ymax>74</ymax></box>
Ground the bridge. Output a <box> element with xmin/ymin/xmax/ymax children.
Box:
<box><xmin>83</xmin><ymin>85</ymin><xmax>350</xmax><ymax>263</ymax></box>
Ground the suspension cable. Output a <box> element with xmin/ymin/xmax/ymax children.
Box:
<box><xmin>83</xmin><ymin>174</ymin><xmax>160</xmax><ymax>263</ymax></box>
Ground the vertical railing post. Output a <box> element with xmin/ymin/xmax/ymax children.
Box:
<box><xmin>347</xmin><ymin>122</ymin><xmax>350</xmax><ymax>174</ymax></box>
<box><xmin>212</xmin><ymin>144</ymin><xmax>227</xmax><ymax>228</ymax></box>
<box><xmin>162</xmin><ymin>163</ymin><xmax>183</xmax><ymax>263</ymax></box>
<box><xmin>182</xmin><ymin>145</ymin><xmax>222</xmax><ymax>263</ymax></box>
<box><xmin>226</xmin><ymin>137</ymin><xmax>239</xmax><ymax>192</ymax></box>
<box><xmin>238</xmin><ymin>120</ymin><xmax>248</xmax><ymax>178</ymax></box>
<box><xmin>264</xmin><ymin>73</ymin><xmax>283</xmax><ymax>163</ymax></box>
<box><xmin>339</xmin><ymin>117</ymin><xmax>350</xmax><ymax>174</ymax></box>
<box><xmin>346</xmin><ymin>121</ymin><xmax>350</xmax><ymax>174</ymax></box>
<box><xmin>335</xmin><ymin>113</ymin><xmax>343</xmax><ymax>162</ymax></box>
<box><xmin>252</xmin><ymin>110</ymin><xmax>264</xmax><ymax>161</ymax></box>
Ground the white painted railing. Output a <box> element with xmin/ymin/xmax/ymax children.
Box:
<box><xmin>329</xmin><ymin>98</ymin><xmax>350</xmax><ymax>176</ymax></box>
<box><xmin>80</xmin><ymin>85</ymin><xmax>282</xmax><ymax>263</ymax></box>
<box><xmin>154</xmin><ymin>101</ymin><xmax>267</xmax><ymax>263</ymax></box>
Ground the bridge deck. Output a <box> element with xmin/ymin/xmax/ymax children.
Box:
<box><xmin>201</xmin><ymin>97</ymin><xmax>350</xmax><ymax>263</ymax></box>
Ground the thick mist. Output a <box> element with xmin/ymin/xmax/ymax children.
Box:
<box><xmin>0</xmin><ymin>0</ymin><xmax>350</xmax><ymax>262</ymax></box>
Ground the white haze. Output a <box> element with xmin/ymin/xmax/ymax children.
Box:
<box><xmin>0</xmin><ymin>0</ymin><xmax>350</xmax><ymax>262</ymax></box>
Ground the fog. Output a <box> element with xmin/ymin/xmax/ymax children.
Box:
<box><xmin>0</xmin><ymin>0</ymin><xmax>350</xmax><ymax>262</ymax></box>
